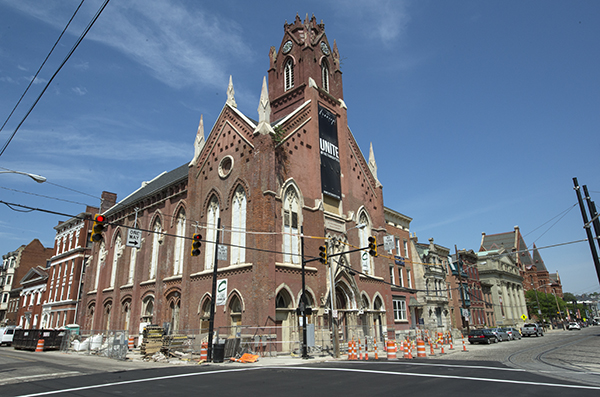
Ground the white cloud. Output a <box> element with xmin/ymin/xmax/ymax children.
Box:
<box><xmin>27</xmin><ymin>75</ymin><xmax>47</xmax><ymax>85</ymax></box>
<box><xmin>71</xmin><ymin>86</ymin><xmax>87</xmax><ymax>96</ymax></box>
<box><xmin>3</xmin><ymin>0</ymin><xmax>253</xmax><ymax>90</ymax></box>
<box><xmin>0</xmin><ymin>76</ymin><xmax>17</xmax><ymax>84</ymax></box>
<box><xmin>17</xmin><ymin>65</ymin><xmax>28</xmax><ymax>71</ymax></box>
<box><xmin>332</xmin><ymin>0</ymin><xmax>411</xmax><ymax>45</ymax></box>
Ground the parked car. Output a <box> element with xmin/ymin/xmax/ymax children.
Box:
<box><xmin>567</xmin><ymin>322</ymin><xmax>581</xmax><ymax>330</ymax></box>
<box><xmin>468</xmin><ymin>329</ymin><xmax>498</xmax><ymax>344</ymax></box>
<box><xmin>521</xmin><ymin>323</ymin><xmax>544</xmax><ymax>337</ymax></box>
<box><xmin>503</xmin><ymin>327</ymin><xmax>521</xmax><ymax>340</ymax></box>
<box><xmin>490</xmin><ymin>327</ymin><xmax>510</xmax><ymax>342</ymax></box>
<box><xmin>0</xmin><ymin>326</ymin><xmax>20</xmax><ymax>346</ymax></box>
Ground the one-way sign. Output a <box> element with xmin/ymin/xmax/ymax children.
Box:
<box><xmin>126</xmin><ymin>228</ymin><xmax>142</xmax><ymax>248</ymax></box>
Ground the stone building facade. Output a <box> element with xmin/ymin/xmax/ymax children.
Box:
<box><xmin>78</xmin><ymin>15</ymin><xmax>416</xmax><ymax>350</ymax></box>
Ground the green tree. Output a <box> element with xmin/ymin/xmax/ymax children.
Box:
<box><xmin>525</xmin><ymin>290</ymin><xmax>566</xmax><ymax>322</ymax></box>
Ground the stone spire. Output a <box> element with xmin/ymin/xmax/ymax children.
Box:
<box><xmin>368</xmin><ymin>142</ymin><xmax>381</xmax><ymax>186</ymax></box>
<box><xmin>254</xmin><ymin>76</ymin><xmax>274</xmax><ymax>135</ymax></box>
<box><xmin>226</xmin><ymin>75</ymin><xmax>237</xmax><ymax>108</ymax></box>
<box><xmin>189</xmin><ymin>115</ymin><xmax>205</xmax><ymax>167</ymax></box>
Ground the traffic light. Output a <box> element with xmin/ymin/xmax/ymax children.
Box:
<box><xmin>90</xmin><ymin>214</ymin><xmax>107</xmax><ymax>242</ymax></box>
<box><xmin>191</xmin><ymin>233</ymin><xmax>202</xmax><ymax>256</ymax></box>
<box><xmin>368</xmin><ymin>236</ymin><xmax>377</xmax><ymax>257</ymax></box>
<box><xmin>319</xmin><ymin>245</ymin><xmax>328</xmax><ymax>264</ymax></box>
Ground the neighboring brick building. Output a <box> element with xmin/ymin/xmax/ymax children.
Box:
<box><xmin>16</xmin><ymin>266</ymin><xmax>48</xmax><ymax>329</ymax></box>
<box><xmin>79</xmin><ymin>15</ymin><xmax>416</xmax><ymax>350</ymax></box>
<box><xmin>1</xmin><ymin>239</ymin><xmax>54</xmax><ymax>326</ymax></box>
<box><xmin>448</xmin><ymin>250</ymin><xmax>487</xmax><ymax>332</ymax></box>
<box><xmin>42</xmin><ymin>205</ymin><xmax>100</xmax><ymax>329</ymax></box>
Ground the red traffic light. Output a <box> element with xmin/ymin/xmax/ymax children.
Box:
<box><xmin>95</xmin><ymin>214</ymin><xmax>105</xmax><ymax>223</ymax></box>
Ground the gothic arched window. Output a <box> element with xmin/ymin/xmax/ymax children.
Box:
<box><xmin>149</xmin><ymin>218</ymin><xmax>162</xmax><ymax>279</ymax></box>
<box><xmin>205</xmin><ymin>196</ymin><xmax>220</xmax><ymax>270</ymax></box>
<box><xmin>284</xmin><ymin>58</ymin><xmax>294</xmax><ymax>91</ymax></box>
<box><xmin>321</xmin><ymin>59</ymin><xmax>330</xmax><ymax>92</ymax></box>
<box><xmin>283</xmin><ymin>186</ymin><xmax>300</xmax><ymax>264</ymax></box>
<box><xmin>358</xmin><ymin>212</ymin><xmax>372</xmax><ymax>275</ymax></box>
<box><xmin>109</xmin><ymin>233</ymin><xmax>122</xmax><ymax>288</ymax></box>
<box><xmin>230</xmin><ymin>186</ymin><xmax>246</xmax><ymax>265</ymax></box>
<box><xmin>173</xmin><ymin>209</ymin><xmax>186</xmax><ymax>275</ymax></box>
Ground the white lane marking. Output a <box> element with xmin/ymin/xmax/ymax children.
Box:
<box><xmin>344</xmin><ymin>360</ymin><xmax>527</xmax><ymax>372</ymax></box>
<box><xmin>14</xmin><ymin>365</ymin><xmax>600</xmax><ymax>396</ymax></box>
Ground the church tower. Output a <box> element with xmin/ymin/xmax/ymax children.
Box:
<box><xmin>268</xmin><ymin>14</ymin><xmax>343</xmax><ymax>121</ymax></box>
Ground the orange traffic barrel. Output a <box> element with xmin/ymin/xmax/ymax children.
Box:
<box><xmin>386</xmin><ymin>340</ymin><xmax>397</xmax><ymax>360</ymax></box>
<box><xmin>128</xmin><ymin>336</ymin><xmax>135</xmax><ymax>350</ymax></box>
<box><xmin>35</xmin><ymin>339</ymin><xmax>44</xmax><ymax>352</ymax></box>
<box><xmin>416</xmin><ymin>339</ymin><xmax>426</xmax><ymax>357</ymax></box>
<box><xmin>200</xmin><ymin>342</ymin><xmax>208</xmax><ymax>361</ymax></box>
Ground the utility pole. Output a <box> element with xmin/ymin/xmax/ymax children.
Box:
<box><xmin>583</xmin><ymin>185</ymin><xmax>600</xmax><ymax>254</ymax></box>
<box><xmin>455</xmin><ymin>245</ymin><xmax>469</xmax><ymax>334</ymax></box>
<box><xmin>207</xmin><ymin>218</ymin><xmax>221</xmax><ymax>362</ymax></box>
<box><xmin>573</xmin><ymin>178</ymin><xmax>600</xmax><ymax>285</ymax></box>
<box><xmin>300</xmin><ymin>226</ymin><xmax>308</xmax><ymax>359</ymax></box>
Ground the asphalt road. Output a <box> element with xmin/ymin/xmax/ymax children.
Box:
<box><xmin>0</xmin><ymin>326</ymin><xmax>598</xmax><ymax>396</ymax></box>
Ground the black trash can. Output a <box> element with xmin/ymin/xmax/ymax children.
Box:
<box><xmin>213</xmin><ymin>344</ymin><xmax>225</xmax><ymax>363</ymax></box>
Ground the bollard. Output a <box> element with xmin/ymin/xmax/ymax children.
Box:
<box><xmin>358</xmin><ymin>338</ymin><xmax>363</xmax><ymax>360</ymax></box>
<box><xmin>386</xmin><ymin>340</ymin><xmax>397</xmax><ymax>360</ymax></box>
<box><xmin>374</xmin><ymin>338</ymin><xmax>379</xmax><ymax>360</ymax></box>
<box><xmin>35</xmin><ymin>339</ymin><xmax>45</xmax><ymax>352</ymax></box>
<box><xmin>462</xmin><ymin>337</ymin><xmax>467</xmax><ymax>352</ymax></box>
<box><xmin>429</xmin><ymin>342</ymin><xmax>435</xmax><ymax>356</ymax></box>
<box><xmin>365</xmin><ymin>339</ymin><xmax>369</xmax><ymax>361</ymax></box>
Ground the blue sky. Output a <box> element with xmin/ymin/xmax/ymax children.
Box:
<box><xmin>1</xmin><ymin>0</ymin><xmax>599</xmax><ymax>295</ymax></box>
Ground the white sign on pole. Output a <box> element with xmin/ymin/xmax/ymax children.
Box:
<box><xmin>126</xmin><ymin>228</ymin><xmax>142</xmax><ymax>248</ymax></box>
<box><xmin>216</xmin><ymin>279</ymin><xmax>228</xmax><ymax>306</ymax></box>
<box><xmin>332</xmin><ymin>310</ymin><xmax>338</xmax><ymax>319</ymax></box>
<box><xmin>383</xmin><ymin>235</ymin><xmax>394</xmax><ymax>252</ymax></box>
<box><xmin>217</xmin><ymin>245</ymin><xmax>228</xmax><ymax>261</ymax></box>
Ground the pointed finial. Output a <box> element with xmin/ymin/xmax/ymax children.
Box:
<box><xmin>189</xmin><ymin>115</ymin><xmax>206</xmax><ymax>167</ymax></box>
<box><xmin>368</xmin><ymin>142</ymin><xmax>381</xmax><ymax>187</ymax></box>
<box><xmin>254</xmin><ymin>77</ymin><xmax>274</xmax><ymax>135</ymax></box>
<box><xmin>226</xmin><ymin>75</ymin><xmax>237</xmax><ymax>108</ymax></box>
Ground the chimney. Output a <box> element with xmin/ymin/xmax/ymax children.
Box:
<box><xmin>100</xmin><ymin>191</ymin><xmax>117</xmax><ymax>214</ymax></box>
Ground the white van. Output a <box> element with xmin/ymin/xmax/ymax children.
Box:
<box><xmin>0</xmin><ymin>326</ymin><xmax>20</xmax><ymax>346</ymax></box>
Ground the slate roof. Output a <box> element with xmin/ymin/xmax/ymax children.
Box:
<box><xmin>531</xmin><ymin>244</ymin><xmax>548</xmax><ymax>272</ymax></box>
<box><xmin>105</xmin><ymin>163</ymin><xmax>189</xmax><ymax>216</ymax></box>
<box><xmin>480</xmin><ymin>230</ymin><xmax>534</xmax><ymax>269</ymax></box>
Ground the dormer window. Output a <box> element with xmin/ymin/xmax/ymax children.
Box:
<box><xmin>321</xmin><ymin>59</ymin><xmax>330</xmax><ymax>92</ymax></box>
<box><xmin>284</xmin><ymin>58</ymin><xmax>294</xmax><ymax>91</ymax></box>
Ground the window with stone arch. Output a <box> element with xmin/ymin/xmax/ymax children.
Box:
<box><xmin>109</xmin><ymin>232</ymin><xmax>122</xmax><ymax>288</ymax></box>
<box><xmin>121</xmin><ymin>298</ymin><xmax>131</xmax><ymax>332</ymax></box>
<box><xmin>321</xmin><ymin>59</ymin><xmax>330</xmax><ymax>92</ymax></box>
<box><xmin>149</xmin><ymin>217</ymin><xmax>162</xmax><ymax>280</ymax></box>
<box><xmin>173</xmin><ymin>208</ymin><xmax>186</xmax><ymax>275</ymax></box>
<box><xmin>228</xmin><ymin>294</ymin><xmax>242</xmax><ymax>335</ymax></box>
<box><xmin>284</xmin><ymin>58</ymin><xmax>294</xmax><ymax>91</ymax></box>
<box><xmin>141</xmin><ymin>296</ymin><xmax>154</xmax><ymax>323</ymax></box>
<box><xmin>358</xmin><ymin>211</ymin><xmax>373</xmax><ymax>275</ymax></box>
<box><xmin>283</xmin><ymin>185</ymin><xmax>301</xmax><ymax>264</ymax></box>
<box><xmin>205</xmin><ymin>195</ymin><xmax>220</xmax><ymax>270</ymax></box>
<box><xmin>230</xmin><ymin>186</ymin><xmax>246</xmax><ymax>265</ymax></box>
<box><xmin>94</xmin><ymin>241</ymin><xmax>106</xmax><ymax>291</ymax></box>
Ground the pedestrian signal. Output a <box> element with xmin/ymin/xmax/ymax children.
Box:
<box><xmin>191</xmin><ymin>234</ymin><xmax>202</xmax><ymax>256</ymax></box>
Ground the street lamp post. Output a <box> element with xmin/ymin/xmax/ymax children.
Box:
<box><xmin>0</xmin><ymin>170</ymin><xmax>46</xmax><ymax>183</ymax></box>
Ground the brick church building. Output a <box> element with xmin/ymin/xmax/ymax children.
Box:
<box><xmin>79</xmin><ymin>15</ymin><xmax>415</xmax><ymax>350</ymax></box>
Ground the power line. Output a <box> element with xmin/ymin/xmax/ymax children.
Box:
<box><xmin>0</xmin><ymin>0</ymin><xmax>112</xmax><ymax>158</ymax></box>
<box><xmin>0</xmin><ymin>186</ymin><xmax>91</xmax><ymax>206</ymax></box>
<box><xmin>0</xmin><ymin>0</ymin><xmax>85</xmax><ymax>136</ymax></box>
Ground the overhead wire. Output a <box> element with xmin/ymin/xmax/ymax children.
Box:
<box><xmin>0</xmin><ymin>0</ymin><xmax>86</xmax><ymax>136</ymax></box>
<box><xmin>0</xmin><ymin>0</ymin><xmax>112</xmax><ymax>158</ymax></box>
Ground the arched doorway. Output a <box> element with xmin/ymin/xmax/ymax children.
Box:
<box><xmin>275</xmin><ymin>288</ymin><xmax>293</xmax><ymax>352</ymax></box>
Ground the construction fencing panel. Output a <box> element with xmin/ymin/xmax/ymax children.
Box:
<box><xmin>63</xmin><ymin>330</ymin><xmax>130</xmax><ymax>360</ymax></box>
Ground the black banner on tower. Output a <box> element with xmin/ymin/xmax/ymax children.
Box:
<box><xmin>319</xmin><ymin>105</ymin><xmax>341</xmax><ymax>200</ymax></box>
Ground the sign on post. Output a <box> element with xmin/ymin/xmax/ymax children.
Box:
<box><xmin>216</xmin><ymin>279</ymin><xmax>228</xmax><ymax>306</ymax></box>
<box><xmin>383</xmin><ymin>235</ymin><xmax>394</xmax><ymax>252</ymax></box>
<box><xmin>126</xmin><ymin>228</ymin><xmax>142</xmax><ymax>248</ymax></box>
<box><xmin>217</xmin><ymin>245</ymin><xmax>228</xmax><ymax>261</ymax></box>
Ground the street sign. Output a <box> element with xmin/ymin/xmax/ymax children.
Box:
<box><xmin>383</xmin><ymin>235</ymin><xmax>394</xmax><ymax>251</ymax></box>
<box><xmin>521</xmin><ymin>314</ymin><xmax>528</xmax><ymax>321</ymax></box>
<box><xmin>216</xmin><ymin>279</ymin><xmax>228</xmax><ymax>306</ymax></box>
<box><xmin>126</xmin><ymin>228</ymin><xmax>142</xmax><ymax>248</ymax></box>
<box><xmin>217</xmin><ymin>245</ymin><xmax>228</xmax><ymax>261</ymax></box>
